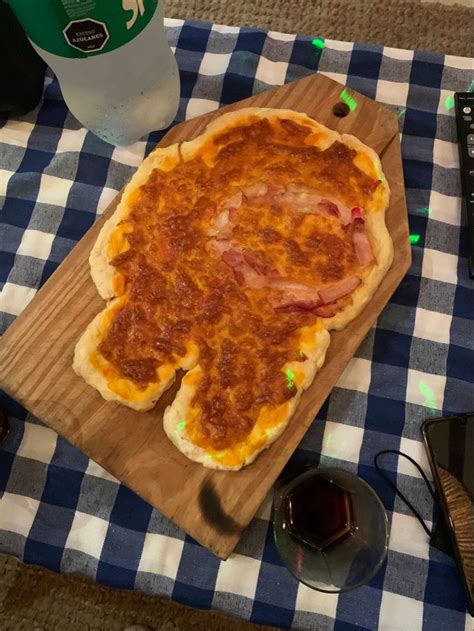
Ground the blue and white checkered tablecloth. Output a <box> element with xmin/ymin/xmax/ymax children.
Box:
<box><xmin>1</xmin><ymin>17</ymin><xmax>473</xmax><ymax>631</ymax></box>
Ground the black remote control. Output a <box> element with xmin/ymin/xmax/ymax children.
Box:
<box><xmin>454</xmin><ymin>92</ymin><xmax>474</xmax><ymax>278</ymax></box>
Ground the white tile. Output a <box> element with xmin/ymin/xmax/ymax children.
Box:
<box><xmin>65</xmin><ymin>511</ymin><xmax>109</xmax><ymax>559</ymax></box>
<box><xmin>398</xmin><ymin>437</ymin><xmax>433</xmax><ymax>480</ymax></box>
<box><xmin>0</xmin><ymin>492</ymin><xmax>39</xmax><ymax>537</ymax></box>
<box><xmin>320</xmin><ymin>71</ymin><xmax>348</xmax><ymax>86</ymax></box>
<box><xmin>37</xmin><ymin>173</ymin><xmax>73</xmax><ymax>208</ymax></box>
<box><xmin>17</xmin><ymin>229</ymin><xmax>55</xmax><ymax>261</ymax></box>
<box><xmin>186</xmin><ymin>98</ymin><xmax>220</xmax><ymax>120</ymax></box>
<box><xmin>437</xmin><ymin>89</ymin><xmax>457</xmax><ymax>116</ymax></box>
<box><xmin>211</xmin><ymin>23</ymin><xmax>240</xmax><ymax>34</ymax></box>
<box><xmin>321</xmin><ymin>421</ymin><xmax>364</xmax><ymax>464</ymax></box>
<box><xmin>406</xmin><ymin>369</ymin><xmax>446</xmax><ymax>411</ymax></box>
<box><xmin>336</xmin><ymin>357</ymin><xmax>371</xmax><ymax>394</ymax></box>
<box><xmin>432</xmin><ymin>138</ymin><xmax>459</xmax><ymax>169</ymax></box>
<box><xmin>421</xmin><ymin>248</ymin><xmax>458</xmax><ymax>285</ymax></box>
<box><xmin>0</xmin><ymin>282</ymin><xmax>37</xmax><ymax>316</ymax></box>
<box><xmin>389</xmin><ymin>511</ymin><xmax>431</xmax><ymax>560</ymax></box>
<box><xmin>0</xmin><ymin>120</ymin><xmax>34</xmax><ymax>148</ymax></box>
<box><xmin>255</xmin><ymin>56</ymin><xmax>288</xmax><ymax>86</ymax></box>
<box><xmin>381</xmin><ymin>47</ymin><xmax>414</xmax><ymax>61</ymax></box>
<box><xmin>111</xmin><ymin>143</ymin><xmax>147</xmax><ymax>167</ymax></box>
<box><xmin>267</xmin><ymin>31</ymin><xmax>296</xmax><ymax>42</ymax></box>
<box><xmin>325</xmin><ymin>39</ymin><xmax>354</xmax><ymax>52</ymax></box>
<box><xmin>379</xmin><ymin>591</ymin><xmax>423</xmax><ymax>631</ymax></box>
<box><xmin>16</xmin><ymin>421</ymin><xmax>58</xmax><ymax>465</ymax></box>
<box><xmin>85</xmin><ymin>458</ymin><xmax>119</xmax><ymax>483</ymax></box>
<box><xmin>413</xmin><ymin>307</ymin><xmax>451</xmax><ymax>344</ymax></box>
<box><xmin>138</xmin><ymin>532</ymin><xmax>184</xmax><ymax>579</ymax></box>
<box><xmin>0</xmin><ymin>169</ymin><xmax>14</xmax><ymax>197</ymax></box>
<box><xmin>163</xmin><ymin>17</ymin><xmax>185</xmax><ymax>28</ymax></box>
<box><xmin>295</xmin><ymin>582</ymin><xmax>338</xmax><ymax>617</ymax></box>
<box><xmin>443</xmin><ymin>55</ymin><xmax>474</xmax><ymax>70</ymax></box>
<box><xmin>97</xmin><ymin>187</ymin><xmax>120</xmax><ymax>215</ymax></box>
<box><xmin>215</xmin><ymin>553</ymin><xmax>260</xmax><ymax>599</ymax></box>
<box><xmin>428</xmin><ymin>190</ymin><xmax>461</xmax><ymax>226</ymax></box>
<box><xmin>55</xmin><ymin>127</ymin><xmax>87</xmax><ymax>154</ymax></box>
<box><xmin>375</xmin><ymin>80</ymin><xmax>409</xmax><ymax>108</ymax></box>
<box><xmin>199</xmin><ymin>51</ymin><xmax>232</xmax><ymax>76</ymax></box>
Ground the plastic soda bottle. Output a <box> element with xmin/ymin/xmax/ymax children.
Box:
<box><xmin>8</xmin><ymin>0</ymin><xmax>180</xmax><ymax>145</ymax></box>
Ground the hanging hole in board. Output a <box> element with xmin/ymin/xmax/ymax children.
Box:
<box><xmin>332</xmin><ymin>102</ymin><xmax>350</xmax><ymax>118</ymax></box>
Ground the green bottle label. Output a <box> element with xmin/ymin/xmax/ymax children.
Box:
<box><xmin>8</xmin><ymin>0</ymin><xmax>158</xmax><ymax>58</ymax></box>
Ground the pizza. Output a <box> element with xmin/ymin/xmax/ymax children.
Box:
<box><xmin>73</xmin><ymin>107</ymin><xmax>393</xmax><ymax>470</ymax></box>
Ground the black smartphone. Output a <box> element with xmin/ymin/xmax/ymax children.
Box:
<box><xmin>422</xmin><ymin>413</ymin><xmax>474</xmax><ymax>616</ymax></box>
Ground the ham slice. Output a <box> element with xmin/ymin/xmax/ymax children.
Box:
<box><xmin>318</xmin><ymin>276</ymin><xmax>360</xmax><ymax>304</ymax></box>
<box><xmin>213</xmin><ymin>239</ymin><xmax>361</xmax><ymax>317</ymax></box>
<box><xmin>208</xmin><ymin>209</ymin><xmax>232</xmax><ymax>239</ymax></box>
<box><xmin>222</xmin><ymin>248</ymin><xmax>245</xmax><ymax>268</ymax></box>
<box><xmin>208</xmin><ymin>238</ymin><xmax>231</xmax><ymax>256</ymax></box>
<box><xmin>274</xmin><ymin>299</ymin><xmax>321</xmax><ymax>313</ymax></box>
<box><xmin>226</xmin><ymin>191</ymin><xmax>243</xmax><ymax>221</ymax></box>
<box><xmin>208</xmin><ymin>191</ymin><xmax>243</xmax><ymax>237</ymax></box>
<box><xmin>226</xmin><ymin>191</ymin><xmax>243</xmax><ymax>209</ymax></box>
<box><xmin>242</xmin><ymin>182</ymin><xmax>268</xmax><ymax>198</ymax></box>
<box><xmin>268</xmin><ymin>183</ymin><xmax>286</xmax><ymax>199</ymax></box>
<box><xmin>270</xmin><ymin>278</ymin><xmax>322</xmax><ymax>312</ymax></box>
<box><xmin>353</xmin><ymin>231</ymin><xmax>374</xmax><ymax>265</ymax></box>
<box><xmin>336</xmin><ymin>203</ymin><xmax>353</xmax><ymax>226</ymax></box>
<box><xmin>272</xmin><ymin>275</ymin><xmax>361</xmax><ymax>313</ymax></box>
<box><xmin>243</xmin><ymin>252</ymin><xmax>279</xmax><ymax>277</ymax></box>
<box><xmin>218</xmin><ymin>243</ymin><xmax>268</xmax><ymax>289</ymax></box>
<box><xmin>312</xmin><ymin>303</ymin><xmax>340</xmax><ymax>318</ymax></box>
<box><xmin>274</xmin><ymin>184</ymin><xmax>353</xmax><ymax>225</ymax></box>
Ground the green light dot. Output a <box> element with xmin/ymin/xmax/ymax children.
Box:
<box><xmin>419</xmin><ymin>380</ymin><xmax>437</xmax><ymax>411</ymax></box>
<box><xmin>285</xmin><ymin>368</ymin><xmax>295</xmax><ymax>389</ymax></box>
<box><xmin>176</xmin><ymin>421</ymin><xmax>186</xmax><ymax>431</ymax></box>
<box><xmin>340</xmin><ymin>88</ymin><xmax>357</xmax><ymax>112</ymax></box>
<box><xmin>398</xmin><ymin>107</ymin><xmax>407</xmax><ymax>119</ymax></box>
<box><xmin>311</xmin><ymin>37</ymin><xmax>325</xmax><ymax>50</ymax></box>
<box><xmin>409</xmin><ymin>234</ymin><xmax>421</xmax><ymax>245</ymax></box>
<box><xmin>444</xmin><ymin>95</ymin><xmax>455</xmax><ymax>110</ymax></box>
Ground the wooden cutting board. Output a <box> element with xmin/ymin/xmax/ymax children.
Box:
<box><xmin>0</xmin><ymin>73</ymin><xmax>411</xmax><ymax>559</ymax></box>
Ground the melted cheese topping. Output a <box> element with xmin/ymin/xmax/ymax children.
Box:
<box><xmin>92</xmin><ymin>115</ymin><xmax>382</xmax><ymax>453</ymax></box>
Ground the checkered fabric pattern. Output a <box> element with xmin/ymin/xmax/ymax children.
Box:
<box><xmin>1</xmin><ymin>18</ymin><xmax>473</xmax><ymax>631</ymax></box>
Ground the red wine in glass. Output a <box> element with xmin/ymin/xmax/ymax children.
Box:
<box><xmin>285</xmin><ymin>475</ymin><xmax>354</xmax><ymax>551</ymax></box>
<box><xmin>273</xmin><ymin>467</ymin><xmax>389</xmax><ymax>592</ymax></box>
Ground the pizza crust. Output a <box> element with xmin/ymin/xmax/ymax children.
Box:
<box><xmin>74</xmin><ymin>106</ymin><xmax>393</xmax><ymax>470</ymax></box>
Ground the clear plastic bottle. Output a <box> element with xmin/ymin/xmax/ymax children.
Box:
<box><xmin>8</xmin><ymin>0</ymin><xmax>180</xmax><ymax>145</ymax></box>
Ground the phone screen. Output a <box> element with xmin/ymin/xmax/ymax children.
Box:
<box><xmin>423</xmin><ymin>414</ymin><xmax>474</xmax><ymax>613</ymax></box>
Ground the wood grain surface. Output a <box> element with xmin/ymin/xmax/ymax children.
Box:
<box><xmin>0</xmin><ymin>73</ymin><xmax>411</xmax><ymax>559</ymax></box>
